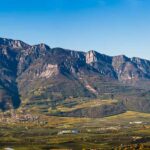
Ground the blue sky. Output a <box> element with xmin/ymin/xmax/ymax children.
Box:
<box><xmin>0</xmin><ymin>0</ymin><xmax>150</xmax><ymax>59</ymax></box>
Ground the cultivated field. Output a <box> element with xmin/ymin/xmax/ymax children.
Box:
<box><xmin>0</xmin><ymin>111</ymin><xmax>150</xmax><ymax>150</ymax></box>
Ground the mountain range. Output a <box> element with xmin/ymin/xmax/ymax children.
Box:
<box><xmin>0</xmin><ymin>37</ymin><xmax>150</xmax><ymax>117</ymax></box>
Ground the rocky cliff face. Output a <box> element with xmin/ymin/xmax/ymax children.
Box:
<box><xmin>112</xmin><ymin>55</ymin><xmax>150</xmax><ymax>83</ymax></box>
<box><xmin>0</xmin><ymin>37</ymin><xmax>150</xmax><ymax>113</ymax></box>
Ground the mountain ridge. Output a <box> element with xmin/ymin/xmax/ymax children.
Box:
<box><xmin>0</xmin><ymin>37</ymin><xmax>150</xmax><ymax>117</ymax></box>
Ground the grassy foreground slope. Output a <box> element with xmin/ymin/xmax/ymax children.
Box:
<box><xmin>0</xmin><ymin>111</ymin><xmax>150</xmax><ymax>150</ymax></box>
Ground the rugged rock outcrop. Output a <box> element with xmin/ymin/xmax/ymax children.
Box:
<box><xmin>0</xmin><ymin>37</ymin><xmax>150</xmax><ymax>114</ymax></box>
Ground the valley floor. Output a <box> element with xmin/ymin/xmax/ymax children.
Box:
<box><xmin>0</xmin><ymin>111</ymin><xmax>150</xmax><ymax>150</ymax></box>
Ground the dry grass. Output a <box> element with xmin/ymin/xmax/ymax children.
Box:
<box><xmin>57</xmin><ymin>99</ymin><xmax>118</xmax><ymax>112</ymax></box>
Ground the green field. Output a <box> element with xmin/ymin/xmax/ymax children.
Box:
<box><xmin>0</xmin><ymin>111</ymin><xmax>150</xmax><ymax>150</ymax></box>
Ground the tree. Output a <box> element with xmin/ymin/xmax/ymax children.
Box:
<box><xmin>111</xmin><ymin>94</ymin><xmax>114</xmax><ymax>100</ymax></box>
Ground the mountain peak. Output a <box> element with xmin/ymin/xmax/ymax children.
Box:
<box><xmin>0</xmin><ymin>37</ymin><xmax>30</xmax><ymax>49</ymax></box>
<box><xmin>0</xmin><ymin>37</ymin><xmax>150</xmax><ymax>113</ymax></box>
<box><xmin>113</xmin><ymin>54</ymin><xmax>129</xmax><ymax>60</ymax></box>
<box><xmin>86</xmin><ymin>50</ymin><xmax>112</xmax><ymax>64</ymax></box>
<box><xmin>32</xmin><ymin>43</ymin><xmax>51</xmax><ymax>51</ymax></box>
<box><xmin>86</xmin><ymin>50</ymin><xmax>98</xmax><ymax>64</ymax></box>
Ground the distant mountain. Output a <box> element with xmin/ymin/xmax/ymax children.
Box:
<box><xmin>0</xmin><ymin>37</ymin><xmax>150</xmax><ymax>116</ymax></box>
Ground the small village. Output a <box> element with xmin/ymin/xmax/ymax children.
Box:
<box><xmin>0</xmin><ymin>110</ymin><xmax>48</xmax><ymax>126</ymax></box>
